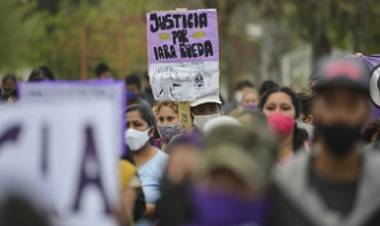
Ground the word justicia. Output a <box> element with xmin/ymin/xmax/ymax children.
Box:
<box><xmin>149</xmin><ymin>12</ymin><xmax>208</xmax><ymax>33</ymax></box>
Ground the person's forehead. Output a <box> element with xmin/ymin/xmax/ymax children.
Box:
<box><xmin>159</xmin><ymin>106</ymin><xmax>176</xmax><ymax>116</ymax></box>
<box><xmin>266</xmin><ymin>92</ymin><xmax>292</xmax><ymax>104</ymax></box>
<box><xmin>317</xmin><ymin>88</ymin><xmax>365</xmax><ymax>100</ymax></box>
<box><xmin>245</xmin><ymin>92</ymin><xmax>257</xmax><ymax>99</ymax></box>
<box><xmin>3</xmin><ymin>79</ymin><xmax>15</xmax><ymax>84</ymax></box>
<box><xmin>241</xmin><ymin>86</ymin><xmax>252</xmax><ymax>92</ymax></box>
<box><xmin>126</xmin><ymin>110</ymin><xmax>143</xmax><ymax>121</ymax></box>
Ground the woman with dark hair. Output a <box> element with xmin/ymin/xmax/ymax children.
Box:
<box><xmin>258</xmin><ymin>80</ymin><xmax>279</xmax><ymax>97</ymax></box>
<box><xmin>258</xmin><ymin>87</ymin><xmax>308</xmax><ymax>163</ymax></box>
<box><xmin>125</xmin><ymin>104</ymin><xmax>168</xmax><ymax>226</ymax></box>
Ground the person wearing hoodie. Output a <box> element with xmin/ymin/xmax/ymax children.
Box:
<box><xmin>269</xmin><ymin>57</ymin><xmax>380</xmax><ymax>226</ymax></box>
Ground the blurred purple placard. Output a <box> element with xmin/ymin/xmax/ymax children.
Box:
<box><xmin>18</xmin><ymin>80</ymin><xmax>126</xmax><ymax>155</ymax></box>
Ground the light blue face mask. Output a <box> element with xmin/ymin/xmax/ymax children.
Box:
<box><xmin>158</xmin><ymin>123</ymin><xmax>181</xmax><ymax>141</ymax></box>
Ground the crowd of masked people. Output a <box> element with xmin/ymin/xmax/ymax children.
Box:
<box><xmin>2</xmin><ymin>56</ymin><xmax>380</xmax><ymax>226</ymax></box>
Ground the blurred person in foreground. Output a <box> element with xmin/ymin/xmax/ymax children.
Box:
<box><xmin>0</xmin><ymin>195</ymin><xmax>51</xmax><ymax>226</ymax></box>
<box><xmin>269</xmin><ymin>57</ymin><xmax>380</xmax><ymax>226</ymax></box>
<box><xmin>1</xmin><ymin>74</ymin><xmax>17</xmax><ymax>103</ymax></box>
<box><xmin>223</xmin><ymin>80</ymin><xmax>254</xmax><ymax>114</ymax></box>
<box><xmin>259</xmin><ymin>86</ymin><xmax>309</xmax><ymax>163</ymax></box>
<box><xmin>202</xmin><ymin>115</ymin><xmax>241</xmax><ymax>135</ymax></box>
<box><xmin>158</xmin><ymin>119</ymin><xmax>277</xmax><ymax>226</ymax></box>
<box><xmin>125</xmin><ymin>104</ymin><xmax>168</xmax><ymax>226</ymax></box>
<box><xmin>154</xmin><ymin>101</ymin><xmax>181</xmax><ymax>152</ymax></box>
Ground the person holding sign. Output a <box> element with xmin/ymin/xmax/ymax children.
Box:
<box><xmin>125</xmin><ymin>104</ymin><xmax>168</xmax><ymax>226</ymax></box>
<box><xmin>190</xmin><ymin>96</ymin><xmax>222</xmax><ymax>132</ymax></box>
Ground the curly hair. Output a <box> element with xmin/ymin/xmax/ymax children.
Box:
<box><xmin>153</xmin><ymin>101</ymin><xmax>179</xmax><ymax>116</ymax></box>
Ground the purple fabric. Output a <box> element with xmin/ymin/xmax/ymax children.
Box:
<box><xmin>347</xmin><ymin>54</ymin><xmax>380</xmax><ymax>120</ymax></box>
<box><xmin>361</xmin><ymin>54</ymin><xmax>380</xmax><ymax>71</ymax></box>
<box><xmin>186</xmin><ymin>187</ymin><xmax>269</xmax><ymax>226</ymax></box>
<box><xmin>361</xmin><ymin>55</ymin><xmax>380</xmax><ymax>120</ymax></box>
<box><xmin>146</xmin><ymin>9</ymin><xmax>219</xmax><ymax>64</ymax></box>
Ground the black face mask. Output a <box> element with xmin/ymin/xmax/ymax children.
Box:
<box><xmin>316</xmin><ymin>123</ymin><xmax>362</xmax><ymax>157</ymax></box>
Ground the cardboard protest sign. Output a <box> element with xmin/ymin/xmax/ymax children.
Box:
<box><xmin>146</xmin><ymin>9</ymin><xmax>219</xmax><ymax>101</ymax></box>
<box><xmin>0</xmin><ymin>101</ymin><xmax>120</xmax><ymax>226</ymax></box>
<box><xmin>18</xmin><ymin>81</ymin><xmax>125</xmax><ymax>155</ymax></box>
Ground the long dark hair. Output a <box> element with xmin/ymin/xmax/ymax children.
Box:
<box><xmin>259</xmin><ymin>86</ymin><xmax>308</xmax><ymax>150</ymax></box>
<box><xmin>126</xmin><ymin>104</ymin><xmax>155</xmax><ymax>128</ymax></box>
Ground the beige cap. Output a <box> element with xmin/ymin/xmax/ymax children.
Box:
<box><xmin>190</xmin><ymin>95</ymin><xmax>222</xmax><ymax>107</ymax></box>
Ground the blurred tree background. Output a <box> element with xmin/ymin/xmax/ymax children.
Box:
<box><xmin>2</xmin><ymin>0</ymin><xmax>380</xmax><ymax>96</ymax></box>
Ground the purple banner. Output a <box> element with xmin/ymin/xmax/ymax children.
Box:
<box><xmin>362</xmin><ymin>54</ymin><xmax>380</xmax><ymax>70</ymax></box>
<box><xmin>146</xmin><ymin>9</ymin><xmax>219</xmax><ymax>64</ymax></box>
<box><xmin>349</xmin><ymin>54</ymin><xmax>380</xmax><ymax>118</ymax></box>
<box><xmin>361</xmin><ymin>54</ymin><xmax>380</xmax><ymax>118</ymax></box>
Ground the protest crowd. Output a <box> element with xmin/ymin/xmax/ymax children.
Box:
<box><xmin>2</xmin><ymin>7</ymin><xmax>380</xmax><ymax>226</ymax></box>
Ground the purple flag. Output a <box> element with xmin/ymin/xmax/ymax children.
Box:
<box><xmin>361</xmin><ymin>54</ymin><xmax>380</xmax><ymax>118</ymax></box>
<box><xmin>361</xmin><ymin>54</ymin><xmax>380</xmax><ymax>71</ymax></box>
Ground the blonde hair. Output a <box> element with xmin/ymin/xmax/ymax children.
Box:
<box><xmin>153</xmin><ymin>101</ymin><xmax>179</xmax><ymax>116</ymax></box>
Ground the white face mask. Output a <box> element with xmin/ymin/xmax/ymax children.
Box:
<box><xmin>193</xmin><ymin>113</ymin><xmax>221</xmax><ymax>132</ymax></box>
<box><xmin>125</xmin><ymin>128</ymin><xmax>150</xmax><ymax>152</ymax></box>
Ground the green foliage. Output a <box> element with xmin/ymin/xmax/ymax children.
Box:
<box><xmin>0</xmin><ymin>1</ymin><xmax>42</xmax><ymax>71</ymax></box>
<box><xmin>1</xmin><ymin>0</ymin><xmax>380</xmax><ymax>81</ymax></box>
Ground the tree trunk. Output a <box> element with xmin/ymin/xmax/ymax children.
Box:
<box><xmin>311</xmin><ymin>21</ymin><xmax>331</xmax><ymax>71</ymax></box>
<box><xmin>260</xmin><ymin>18</ymin><xmax>282</xmax><ymax>84</ymax></box>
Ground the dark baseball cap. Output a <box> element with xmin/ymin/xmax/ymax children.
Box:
<box><xmin>312</xmin><ymin>57</ymin><xmax>370</xmax><ymax>93</ymax></box>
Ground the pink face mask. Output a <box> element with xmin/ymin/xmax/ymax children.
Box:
<box><xmin>267</xmin><ymin>112</ymin><xmax>295</xmax><ymax>137</ymax></box>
